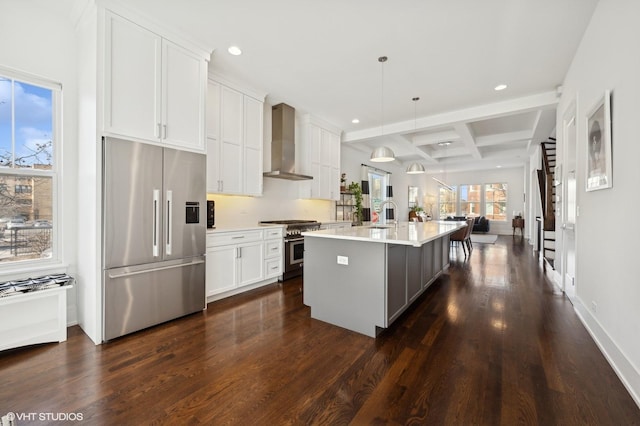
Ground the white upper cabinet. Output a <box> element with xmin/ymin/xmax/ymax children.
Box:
<box><xmin>299</xmin><ymin>116</ymin><xmax>342</xmax><ymax>200</ymax></box>
<box><xmin>207</xmin><ymin>78</ymin><xmax>264</xmax><ymax>196</ymax></box>
<box><xmin>243</xmin><ymin>96</ymin><xmax>264</xmax><ymax>196</ymax></box>
<box><xmin>104</xmin><ymin>11</ymin><xmax>206</xmax><ymax>152</ymax></box>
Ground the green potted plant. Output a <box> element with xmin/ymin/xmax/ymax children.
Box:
<box><xmin>409</xmin><ymin>205</ymin><xmax>424</xmax><ymax>221</ymax></box>
<box><xmin>348</xmin><ymin>181</ymin><xmax>363</xmax><ymax>225</ymax></box>
<box><xmin>340</xmin><ymin>173</ymin><xmax>347</xmax><ymax>192</ymax></box>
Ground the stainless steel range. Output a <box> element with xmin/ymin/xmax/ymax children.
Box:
<box><xmin>259</xmin><ymin>220</ymin><xmax>320</xmax><ymax>280</ymax></box>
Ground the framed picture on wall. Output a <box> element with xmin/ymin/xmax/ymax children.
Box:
<box><xmin>585</xmin><ymin>90</ymin><xmax>612</xmax><ymax>191</ymax></box>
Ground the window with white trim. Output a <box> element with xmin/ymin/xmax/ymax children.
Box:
<box><xmin>484</xmin><ymin>183</ymin><xmax>508</xmax><ymax>221</ymax></box>
<box><xmin>438</xmin><ymin>186</ymin><xmax>457</xmax><ymax>219</ymax></box>
<box><xmin>437</xmin><ymin>182</ymin><xmax>508</xmax><ymax>221</ymax></box>
<box><xmin>0</xmin><ymin>70</ymin><xmax>59</xmax><ymax>265</ymax></box>
<box><xmin>459</xmin><ymin>184</ymin><xmax>482</xmax><ymax>217</ymax></box>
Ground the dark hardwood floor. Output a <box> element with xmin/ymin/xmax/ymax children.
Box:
<box><xmin>2</xmin><ymin>236</ymin><xmax>639</xmax><ymax>425</ymax></box>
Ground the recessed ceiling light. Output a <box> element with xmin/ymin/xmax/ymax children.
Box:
<box><xmin>228</xmin><ymin>46</ymin><xmax>242</xmax><ymax>56</ymax></box>
<box><xmin>494</xmin><ymin>84</ymin><xmax>507</xmax><ymax>91</ymax></box>
<box><xmin>438</xmin><ymin>141</ymin><xmax>452</xmax><ymax>147</ymax></box>
<box><xmin>496</xmin><ymin>165</ymin><xmax>502</xmax><ymax>168</ymax></box>
<box><xmin>352</xmin><ymin>118</ymin><xmax>360</xmax><ymax>124</ymax></box>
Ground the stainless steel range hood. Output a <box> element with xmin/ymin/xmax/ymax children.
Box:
<box><xmin>263</xmin><ymin>103</ymin><xmax>313</xmax><ymax>181</ymax></box>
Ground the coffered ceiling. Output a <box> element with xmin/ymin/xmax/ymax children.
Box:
<box><xmin>101</xmin><ymin>0</ymin><xmax>599</xmax><ymax>172</ymax></box>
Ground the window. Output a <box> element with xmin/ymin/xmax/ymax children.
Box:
<box><xmin>459</xmin><ymin>184</ymin><xmax>482</xmax><ymax>217</ymax></box>
<box><xmin>485</xmin><ymin>183</ymin><xmax>508</xmax><ymax>221</ymax></box>
<box><xmin>0</xmin><ymin>71</ymin><xmax>58</xmax><ymax>265</ymax></box>
<box><xmin>438</xmin><ymin>186</ymin><xmax>457</xmax><ymax>218</ymax></box>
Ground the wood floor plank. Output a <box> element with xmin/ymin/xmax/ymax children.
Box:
<box><xmin>1</xmin><ymin>237</ymin><xmax>639</xmax><ymax>425</ymax></box>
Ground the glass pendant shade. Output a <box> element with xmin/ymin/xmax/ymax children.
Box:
<box><xmin>406</xmin><ymin>162</ymin><xmax>425</xmax><ymax>174</ymax></box>
<box><xmin>370</xmin><ymin>146</ymin><xmax>395</xmax><ymax>162</ymax></box>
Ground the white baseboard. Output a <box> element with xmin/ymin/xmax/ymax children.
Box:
<box><xmin>574</xmin><ymin>298</ymin><xmax>640</xmax><ymax>409</ymax></box>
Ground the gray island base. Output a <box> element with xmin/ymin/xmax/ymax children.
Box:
<box><xmin>302</xmin><ymin>221</ymin><xmax>465</xmax><ymax>337</ymax></box>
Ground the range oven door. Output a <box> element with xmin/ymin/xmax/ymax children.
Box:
<box><xmin>283</xmin><ymin>236</ymin><xmax>305</xmax><ymax>279</ymax></box>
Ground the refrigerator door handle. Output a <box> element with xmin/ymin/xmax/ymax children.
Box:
<box><xmin>166</xmin><ymin>190</ymin><xmax>173</xmax><ymax>256</ymax></box>
<box><xmin>153</xmin><ymin>189</ymin><xmax>160</xmax><ymax>257</ymax></box>
<box><xmin>107</xmin><ymin>258</ymin><xmax>206</xmax><ymax>279</ymax></box>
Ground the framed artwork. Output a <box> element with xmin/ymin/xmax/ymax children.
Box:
<box><xmin>586</xmin><ymin>90</ymin><xmax>612</xmax><ymax>191</ymax></box>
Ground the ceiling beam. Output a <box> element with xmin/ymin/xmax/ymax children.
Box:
<box><xmin>342</xmin><ymin>90</ymin><xmax>558</xmax><ymax>143</ymax></box>
<box><xmin>454</xmin><ymin>123</ymin><xmax>482</xmax><ymax>159</ymax></box>
<box><xmin>475</xmin><ymin>130</ymin><xmax>533</xmax><ymax>147</ymax></box>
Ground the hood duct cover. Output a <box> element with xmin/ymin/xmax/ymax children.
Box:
<box><xmin>263</xmin><ymin>103</ymin><xmax>313</xmax><ymax>181</ymax></box>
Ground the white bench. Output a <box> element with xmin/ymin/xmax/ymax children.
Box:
<box><xmin>0</xmin><ymin>285</ymin><xmax>73</xmax><ymax>351</ymax></box>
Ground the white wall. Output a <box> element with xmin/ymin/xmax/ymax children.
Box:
<box><xmin>0</xmin><ymin>1</ymin><xmax>79</xmax><ymax>323</ymax></box>
<box><xmin>558</xmin><ymin>0</ymin><xmax>640</xmax><ymax>405</ymax></box>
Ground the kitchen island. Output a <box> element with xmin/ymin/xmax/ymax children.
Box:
<box><xmin>302</xmin><ymin>221</ymin><xmax>465</xmax><ymax>337</ymax></box>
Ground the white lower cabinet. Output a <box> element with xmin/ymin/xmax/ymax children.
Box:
<box><xmin>207</xmin><ymin>245</ymin><xmax>237</xmax><ymax>295</ymax></box>
<box><xmin>263</xmin><ymin>227</ymin><xmax>283</xmax><ymax>279</ymax></box>
<box><xmin>237</xmin><ymin>241</ymin><xmax>263</xmax><ymax>287</ymax></box>
<box><xmin>206</xmin><ymin>227</ymin><xmax>283</xmax><ymax>300</ymax></box>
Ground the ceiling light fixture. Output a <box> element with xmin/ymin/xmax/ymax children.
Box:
<box><xmin>370</xmin><ymin>56</ymin><xmax>395</xmax><ymax>162</ymax></box>
<box><xmin>406</xmin><ymin>97</ymin><xmax>425</xmax><ymax>174</ymax></box>
<box><xmin>228</xmin><ymin>46</ymin><xmax>242</xmax><ymax>56</ymax></box>
<box><xmin>352</xmin><ymin>118</ymin><xmax>360</xmax><ymax>124</ymax></box>
<box><xmin>494</xmin><ymin>84</ymin><xmax>507</xmax><ymax>91</ymax></box>
<box><xmin>407</xmin><ymin>162</ymin><xmax>425</xmax><ymax>174</ymax></box>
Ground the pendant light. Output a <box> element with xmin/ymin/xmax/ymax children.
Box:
<box><xmin>406</xmin><ymin>97</ymin><xmax>425</xmax><ymax>174</ymax></box>
<box><xmin>370</xmin><ymin>56</ymin><xmax>395</xmax><ymax>162</ymax></box>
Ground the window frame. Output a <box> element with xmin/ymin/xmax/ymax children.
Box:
<box><xmin>459</xmin><ymin>183</ymin><xmax>482</xmax><ymax>217</ymax></box>
<box><xmin>437</xmin><ymin>185</ymin><xmax>457</xmax><ymax>219</ymax></box>
<box><xmin>437</xmin><ymin>181</ymin><xmax>509</xmax><ymax>222</ymax></box>
<box><xmin>484</xmin><ymin>182</ymin><xmax>508</xmax><ymax>221</ymax></box>
<box><xmin>0</xmin><ymin>66</ymin><xmax>61</xmax><ymax>274</ymax></box>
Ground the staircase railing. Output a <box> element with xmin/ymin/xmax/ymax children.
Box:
<box><xmin>540</xmin><ymin>140</ymin><xmax>556</xmax><ymax>231</ymax></box>
<box><xmin>537</xmin><ymin>139</ymin><xmax>557</xmax><ymax>268</ymax></box>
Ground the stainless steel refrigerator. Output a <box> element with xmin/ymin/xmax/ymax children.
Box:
<box><xmin>102</xmin><ymin>137</ymin><xmax>206</xmax><ymax>341</ymax></box>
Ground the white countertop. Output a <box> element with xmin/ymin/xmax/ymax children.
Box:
<box><xmin>302</xmin><ymin>221</ymin><xmax>465</xmax><ymax>247</ymax></box>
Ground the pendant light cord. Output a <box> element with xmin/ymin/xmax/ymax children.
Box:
<box><xmin>379</xmin><ymin>56</ymin><xmax>387</xmax><ymax>136</ymax></box>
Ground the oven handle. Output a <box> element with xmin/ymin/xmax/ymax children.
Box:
<box><xmin>285</xmin><ymin>237</ymin><xmax>305</xmax><ymax>243</ymax></box>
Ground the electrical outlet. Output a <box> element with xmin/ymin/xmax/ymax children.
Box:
<box><xmin>337</xmin><ymin>255</ymin><xmax>348</xmax><ymax>265</ymax></box>
<box><xmin>591</xmin><ymin>301</ymin><xmax>597</xmax><ymax>313</ymax></box>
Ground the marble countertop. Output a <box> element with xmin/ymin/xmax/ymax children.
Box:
<box><xmin>302</xmin><ymin>221</ymin><xmax>465</xmax><ymax>247</ymax></box>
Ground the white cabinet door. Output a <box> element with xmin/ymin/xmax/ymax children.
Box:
<box><xmin>243</xmin><ymin>96</ymin><xmax>263</xmax><ymax>196</ymax></box>
<box><xmin>206</xmin><ymin>245</ymin><xmax>237</xmax><ymax>297</ymax></box>
<box><xmin>207</xmin><ymin>80</ymin><xmax>265</xmax><ymax>195</ymax></box>
<box><xmin>104</xmin><ymin>12</ymin><xmax>160</xmax><ymax>142</ymax></box>
<box><xmin>220</xmin><ymin>86</ymin><xmax>243</xmax><ymax>194</ymax></box>
<box><xmin>104</xmin><ymin>12</ymin><xmax>205</xmax><ymax>152</ymax></box>
<box><xmin>162</xmin><ymin>39</ymin><xmax>205</xmax><ymax>151</ymax></box>
<box><xmin>237</xmin><ymin>241</ymin><xmax>263</xmax><ymax>287</ymax></box>
<box><xmin>299</xmin><ymin>119</ymin><xmax>341</xmax><ymax>200</ymax></box>
<box><xmin>206</xmin><ymin>81</ymin><xmax>221</xmax><ymax>192</ymax></box>
<box><xmin>329</xmin><ymin>131</ymin><xmax>341</xmax><ymax>201</ymax></box>
<box><xmin>309</xmin><ymin>125</ymin><xmax>322</xmax><ymax>198</ymax></box>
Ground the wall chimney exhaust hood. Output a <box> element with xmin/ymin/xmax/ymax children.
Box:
<box><xmin>263</xmin><ymin>103</ymin><xmax>313</xmax><ymax>181</ymax></box>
